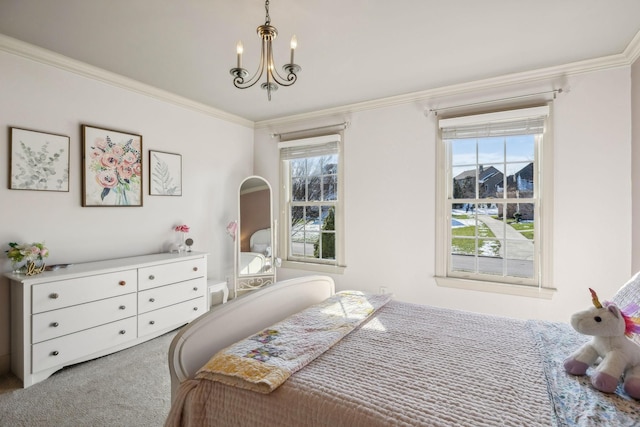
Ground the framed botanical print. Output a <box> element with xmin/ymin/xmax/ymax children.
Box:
<box><xmin>82</xmin><ymin>124</ymin><xmax>143</xmax><ymax>207</ymax></box>
<box><xmin>9</xmin><ymin>127</ymin><xmax>70</xmax><ymax>192</ymax></box>
<box><xmin>149</xmin><ymin>150</ymin><xmax>182</xmax><ymax>196</ymax></box>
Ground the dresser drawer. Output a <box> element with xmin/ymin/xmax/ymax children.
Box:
<box><xmin>32</xmin><ymin>293</ymin><xmax>137</xmax><ymax>344</ymax></box>
<box><xmin>32</xmin><ymin>316</ymin><xmax>136</xmax><ymax>373</ymax></box>
<box><xmin>138</xmin><ymin>278</ymin><xmax>206</xmax><ymax>314</ymax></box>
<box><xmin>138</xmin><ymin>258</ymin><xmax>206</xmax><ymax>290</ymax></box>
<box><xmin>32</xmin><ymin>270</ymin><xmax>137</xmax><ymax>314</ymax></box>
<box><xmin>138</xmin><ymin>297</ymin><xmax>206</xmax><ymax>337</ymax></box>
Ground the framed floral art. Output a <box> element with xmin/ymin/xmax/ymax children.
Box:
<box><xmin>149</xmin><ymin>150</ymin><xmax>182</xmax><ymax>196</ymax></box>
<box><xmin>9</xmin><ymin>127</ymin><xmax>70</xmax><ymax>192</ymax></box>
<box><xmin>81</xmin><ymin>125</ymin><xmax>143</xmax><ymax>207</ymax></box>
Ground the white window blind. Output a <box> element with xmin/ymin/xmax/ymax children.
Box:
<box><xmin>278</xmin><ymin>134</ymin><xmax>340</xmax><ymax>160</ymax></box>
<box><xmin>439</xmin><ymin>106</ymin><xmax>549</xmax><ymax>139</ymax></box>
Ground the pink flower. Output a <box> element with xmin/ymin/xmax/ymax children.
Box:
<box><xmin>117</xmin><ymin>163</ymin><xmax>135</xmax><ymax>180</ymax></box>
<box><xmin>96</xmin><ymin>170</ymin><xmax>118</xmax><ymax>188</ymax></box>
<box><xmin>111</xmin><ymin>145</ymin><xmax>124</xmax><ymax>157</ymax></box>
<box><xmin>90</xmin><ymin>148</ymin><xmax>104</xmax><ymax>159</ymax></box>
<box><xmin>122</xmin><ymin>152</ymin><xmax>137</xmax><ymax>164</ymax></box>
<box><xmin>101</xmin><ymin>153</ymin><xmax>119</xmax><ymax>169</ymax></box>
<box><xmin>175</xmin><ymin>225</ymin><xmax>190</xmax><ymax>233</ymax></box>
<box><xmin>94</xmin><ymin>137</ymin><xmax>108</xmax><ymax>150</ymax></box>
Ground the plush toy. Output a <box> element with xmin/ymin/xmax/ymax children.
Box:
<box><xmin>564</xmin><ymin>288</ymin><xmax>640</xmax><ymax>398</ymax></box>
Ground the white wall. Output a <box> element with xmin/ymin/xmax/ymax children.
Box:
<box><xmin>633</xmin><ymin>56</ymin><xmax>640</xmax><ymax>272</ymax></box>
<box><xmin>0</xmin><ymin>51</ymin><xmax>254</xmax><ymax>373</ymax></box>
<box><xmin>255</xmin><ymin>65</ymin><xmax>633</xmax><ymax>324</ymax></box>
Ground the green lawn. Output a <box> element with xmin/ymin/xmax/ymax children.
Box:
<box><xmin>451</xmin><ymin>214</ymin><xmax>534</xmax><ymax>256</ymax></box>
<box><xmin>508</xmin><ymin>220</ymin><xmax>534</xmax><ymax>240</ymax></box>
<box><xmin>451</xmin><ymin>215</ymin><xmax>499</xmax><ymax>256</ymax></box>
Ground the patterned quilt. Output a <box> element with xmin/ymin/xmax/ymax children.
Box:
<box><xmin>531</xmin><ymin>320</ymin><xmax>640</xmax><ymax>426</ymax></box>
<box><xmin>195</xmin><ymin>291</ymin><xmax>392</xmax><ymax>393</ymax></box>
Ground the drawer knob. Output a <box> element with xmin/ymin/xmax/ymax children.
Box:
<box><xmin>119</xmin><ymin>281</ymin><xmax>126</xmax><ymax>286</ymax></box>
<box><xmin>49</xmin><ymin>293</ymin><xmax>59</xmax><ymax>299</ymax></box>
<box><xmin>149</xmin><ymin>320</ymin><xmax>155</xmax><ymax>325</ymax></box>
<box><xmin>193</xmin><ymin>287</ymin><xmax>198</xmax><ymax>291</ymax></box>
<box><xmin>51</xmin><ymin>351</ymin><xmax>59</xmax><ymax>356</ymax></box>
<box><xmin>119</xmin><ymin>330</ymin><xmax>126</xmax><ymax>335</ymax></box>
<box><xmin>193</xmin><ymin>307</ymin><xmax>198</xmax><ymax>311</ymax></box>
<box><xmin>149</xmin><ymin>275</ymin><xmax>155</xmax><ymax>280</ymax></box>
<box><xmin>119</xmin><ymin>305</ymin><xmax>126</xmax><ymax>310</ymax></box>
<box><xmin>149</xmin><ymin>298</ymin><xmax>155</xmax><ymax>303</ymax></box>
<box><xmin>50</xmin><ymin>322</ymin><xmax>59</xmax><ymax>328</ymax></box>
<box><xmin>192</xmin><ymin>267</ymin><xmax>198</xmax><ymax>272</ymax></box>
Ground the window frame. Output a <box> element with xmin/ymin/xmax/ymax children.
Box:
<box><xmin>434</xmin><ymin>105</ymin><xmax>555</xmax><ymax>298</ymax></box>
<box><xmin>278</xmin><ymin>133</ymin><xmax>346</xmax><ymax>274</ymax></box>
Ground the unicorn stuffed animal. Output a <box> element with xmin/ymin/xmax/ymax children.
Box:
<box><xmin>564</xmin><ymin>288</ymin><xmax>640</xmax><ymax>398</ymax></box>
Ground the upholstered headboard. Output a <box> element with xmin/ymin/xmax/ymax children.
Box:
<box><xmin>167</xmin><ymin>275</ymin><xmax>335</xmax><ymax>401</ymax></box>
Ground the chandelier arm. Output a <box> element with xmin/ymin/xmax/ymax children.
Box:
<box><xmin>270</xmin><ymin>62</ymin><xmax>299</xmax><ymax>86</ymax></box>
<box><xmin>232</xmin><ymin>38</ymin><xmax>268</xmax><ymax>89</ymax></box>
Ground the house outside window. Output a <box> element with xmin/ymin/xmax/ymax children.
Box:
<box><xmin>435</xmin><ymin>106</ymin><xmax>554</xmax><ymax>297</ymax></box>
<box><xmin>278</xmin><ymin>134</ymin><xmax>345</xmax><ymax>273</ymax></box>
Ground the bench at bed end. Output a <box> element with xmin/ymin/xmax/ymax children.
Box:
<box><xmin>168</xmin><ymin>275</ymin><xmax>336</xmax><ymax>402</ymax></box>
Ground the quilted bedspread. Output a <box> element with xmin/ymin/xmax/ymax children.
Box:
<box><xmin>195</xmin><ymin>291</ymin><xmax>392</xmax><ymax>393</ymax></box>
<box><xmin>166</xmin><ymin>300</ymin><xmax>640</xmax><ymax>427</ymax></box>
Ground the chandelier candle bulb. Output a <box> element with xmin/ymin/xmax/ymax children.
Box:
<box><xmin>236</xmin><ymin>41</ymin><xmax>243</xmax><ymax>69</ymax></box>
<box><xmin>290</xmin><ymin>35</ymin><xmax>297</xmax><ymax>64</ymax></box>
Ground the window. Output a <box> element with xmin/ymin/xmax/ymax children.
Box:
<box><xmin>279</xmin><ymin>134</ymin><xmax>345</xmax><ymax>272</ymax></box>
<box><xmin>435</xmin><ymin>106</ymin><xmax>554</xmax><ymax>297</ymax></box>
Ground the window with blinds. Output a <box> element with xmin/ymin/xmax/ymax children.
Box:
<box><xmin>278</xmin><ymin>134</ymin><xmax>344</xmax><ymax>271</ymax></box>
<box><xmin>436</xmin><ymin>106</ymin><xmax>553</xmax><ymax>293</ymax></box>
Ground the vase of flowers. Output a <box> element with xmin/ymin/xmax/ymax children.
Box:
<box><xmin>174</xmin><ymin>225</ymin><xmax>190</xmax><ymax>253</ymax></box>
<box><xmin>6</xmin><ymin>242</ymin><xmax>49</xmax><ymax>275</ymax></box>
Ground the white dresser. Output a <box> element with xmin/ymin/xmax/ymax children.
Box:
<box><xmin>6</xmin><ymin>252</ymin><xmax>208</xmax><ymax>387</ymax></box>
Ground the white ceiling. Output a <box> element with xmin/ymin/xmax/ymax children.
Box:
<box><xmin>1</xmin><ymin>0</ymin><xmax>640</xmax><ymax>123</ymax></box>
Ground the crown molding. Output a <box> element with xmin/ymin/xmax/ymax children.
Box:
<box><xmin>257</xmin><ymin>32</ymin><xmax>640</xmax><ymax>129</ymax></box>
<box><xmin>624</xmin><ymin>29</ymin><xmax>640</xmax><ymax>64</ymax></box>
<box><xmin>0</xmin><ymin>33</ymin><xmax>254</xmax><ymax>129</ymax></box>
<box><xmin>2</xmin><ymin>30</ymin><xmax>638</xmax><ymax>131</ymax></box>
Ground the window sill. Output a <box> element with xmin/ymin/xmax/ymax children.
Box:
<box><xmin>435</xmin><ymin>276</ymin><xmax>556</xmax><ymax>299</ymax></box>
<box><xmin>280</xmin><ymin>260</ymin><xmax>345</xmax><ymax>275</ymax></box>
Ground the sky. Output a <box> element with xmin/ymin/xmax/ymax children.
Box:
<box><xmin>450</xmin><ymin>135</ymin><xmax>535</xmax><ymax>178</ymax></box>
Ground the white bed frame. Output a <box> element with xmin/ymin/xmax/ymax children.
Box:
<box><xmin>168</xmin><ymin>275</ymin><xmax>335</xmax><ymax>401</ymax></box>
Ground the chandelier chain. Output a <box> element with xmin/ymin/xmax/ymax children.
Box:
<box><xmin>265</xmin><ymin>0</ymin><xmax>271</xmax><ymax>25</ymax></box>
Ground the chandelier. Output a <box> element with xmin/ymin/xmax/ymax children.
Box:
<box><xmin>229</xmin><ymin>0</ymin><xmax>301</xmax><ymax>101</ymax></box>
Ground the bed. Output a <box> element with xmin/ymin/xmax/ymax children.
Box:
<box><xmin>238</xmin><ymin>228</ymin><xmax>272</xmax><ymax>275</ymax></box>
<box><xmin>238</xmin><ymin>252</ymin><xmax>268</xmax><ymax>274</ymax></box>
<box><xmin>166</xmin><ymin>275</ymin><xmax>640</xmax><ymax>426</ymax></box>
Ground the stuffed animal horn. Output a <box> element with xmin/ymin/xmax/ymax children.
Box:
<box><xmin>589</xmin><ymin>288</ymin><xmax>603</xmax><ymax>309</ymax></box>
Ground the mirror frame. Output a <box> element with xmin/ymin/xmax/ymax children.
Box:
<box><xmin>234</xmin><ymin>175</ymin><xmax>276</xmax><ymax>297</ymax></box>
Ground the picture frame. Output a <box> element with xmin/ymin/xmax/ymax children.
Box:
<box><xmin>81</xmin><ymin>124</ymin><xmax>143</xmax><ymax>207</ymax></box>
<box><xmin>149</xmin><ymin>150</ymin><xmax>182</xmax><ymax>196</ymax></box>
<box><xmin>9</xmin><ymin>127</ymin><xmax>70</xmax><ymax>192</ymax></box>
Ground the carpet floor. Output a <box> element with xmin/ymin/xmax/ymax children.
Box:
<box><xmin>0</xmin><ymin>329</ymin><xmax>178</xmax><ymax>427</ymax></box>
